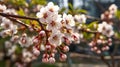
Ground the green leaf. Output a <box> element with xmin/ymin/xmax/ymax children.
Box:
<box><xmin>114</xmin><ymin>31</ymin><xmax>120</xmax><ymax>39</ymax></box>
<box><xmin>83</xmin><ymin>32</ymin><xmax>94</xmax><ymax>40</ymax></box>
<box><xmin>15</xmin><ymin>45</ymin><xmax>22</xmax><ymax>54</ymax></box>
<box><xmin>68</xmin><ymin>3</ymin><xmax>74</xmax><ymax>11</ymax></box>
<box><xmin>115</xmin><ymin>10</ymin><xmax>120</xmax><ymax>19</ymax></box>
<box><xmin>87</xmin><ymin>21</ymin><xmax>98</xmax><ymax>30</ymax></box>
<box><xmin>17</xmin><ymin>8</ymin><xmax>25</xmax><ymax>16</ymax></box>
<box><xmin>77</xmin><ymin>9</ymin><xmax>88</xmax><ymax>14</ymax></box>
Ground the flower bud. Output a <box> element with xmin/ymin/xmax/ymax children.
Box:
<box><xmin>39</xmin><ymin>30</ymin><xmax>46</xmax><ymax>37</ymax></box>
<box><xmin>42</xmin><ymin>58</ymin><xmax>49</xmax><ymax>63</ymax></box>
<box><xmin>63</xmin><ymin>46</ymin><xmax>69</xmax><ymax>52</ymax></box>
<box><xmin>60</xmin><ymin>54</ymin><xmax>67</xmax><ymax>61</ymax></box>
<box><xmin>49</xmin><ymin>57</ymin><xmax>55</xmax><ymax>63</ymax></box>
<box><xmin>33</xmin><ymin>48</ymin><xmax>40</xmax><ymax>56</ymax></box>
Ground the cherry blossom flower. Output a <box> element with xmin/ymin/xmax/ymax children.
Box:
<box><xmin>3</xmin><ymin>8</ymin><xmax>17</xmax><ymax>15</ymax></box>
<box><xmin>74</xmin><ymin>14</ymin><xmax>86</xmax><ymax>23</ymax></box>
<box><xmin>5</xmin><ymin>41</ymin><xmax>12</xmax><ymax>48</ymax></box>
<box><xmin>0</xmin><ymin>4</ymin><xmax>6</xmax><ymax>12</ymax></box>
<box><xmin>46</xmin><ymin>15</ymin><xmax>62</xmax><ymax>31</ymax></box>
<box><xmin>97</xmin><ymin>21</ymin><xmax>114</xmax><ymax>37</ymax></box>
<box><xmin>62</xmin><ymin>13</ymin><xmax>75</xmax><ymax>28</ymax></box>
<box><xmin>7</xmin><ymin>45</ymin><xmax>17</xmax><ymax>56</ymax></box>
<box><xmin>10</xmin><ymin>35</ymin><xmax>19</xmax><ymax>43</ymax></box>
<box><xmin>22</xmin><ymin>49</ymin><xmax>33</xmax><ymax>63</ymax></box>
<box><xmin>1</xmin><ymin>17</ymin><xmax>13</xmax><ymax>29</ymax></box>
<box><xmin>48</xmin><ymin>31</ymin><xmax>63</xmax><ymax>47</ymax></box>
<box><xmin>46</xmin><ymin>2</ymin><xmax>59</xmax><ymax>12</ymax></box>
<box><xmin>101</xmin><ymin>11</ymin><xmax>113</xmax><ymax>20</ymax></box>
<box><xmin>19</xmin><ymin>33</ymin><xmax>33</xmax><ymax>47</ymax></box>
<box><xmin>109</xmin><ymin>4</ymin><xmax>118</xmax><ymax>14</ymax></box>
<box><xmin>36</xmin><ymin>7</ymin><xmax>49</xmax><ymax>23</ymax></box>
<box><xmin>36</xmin><ymin>2</ymin><xmax>59</xmax><ymax>24</ymax></box>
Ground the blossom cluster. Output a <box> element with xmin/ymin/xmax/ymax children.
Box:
<box><xmin>88</xmin><ymin>4</ymin><xmax>117</xmax><ymax>54</ymax></box>
<box><xmin>35</xmin><ymin>2</ymin><xmax>83</xmax><ymax>63</ymax></box>
<box><xmin>0</xmin><ymin>2</ymin><xmax>117</xmax><ymax>65</ymax></box>
<box><xmin>0</xmin><ymin>4</ymin><xmax>18</xmax><ymax>38</ymax></box>
<box><xmin>0</xmin><ymin>2</ymin><xmax>85</xmax><ymax>64</ymax></box>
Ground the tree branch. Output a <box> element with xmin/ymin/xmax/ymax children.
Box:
<box><xmin>0</xmin><ymin>12</ymin><xmax>38</xmax><ymax>21</ymax></box>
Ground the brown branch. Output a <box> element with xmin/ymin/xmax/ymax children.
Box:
<box><xmin>8</xmin><ymin>17</ymin><xmax>30</xmax><ymax>28</ymax></box>
<box><xmin>0</xmin><ymin>12</ymin><xmax>38</xmax><ymax>21</ymax></box>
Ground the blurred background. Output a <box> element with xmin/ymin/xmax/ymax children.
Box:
<box><xmin>0</xmin><ymin>0</ymin><xmax>120</xmax><ymax>67</ymax></box>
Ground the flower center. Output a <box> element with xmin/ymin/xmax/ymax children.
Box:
<box><xmin>43</xmin><ymin>13</ymin><xmax>48</xmax><ymax>19</ymax></box>
<box><xmin>50</xmin><ymin>21</ymin><xmax>56</xmax><ymax>27</ymax></box>
<box><xmin>53</xmin><ymin>35</ymin><xmax>58</xmax><ymax>40</ymax></box>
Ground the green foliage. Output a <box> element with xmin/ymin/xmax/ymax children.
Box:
<box><xmin>87</xmin><ymin>21</ymin><xmax>98</xmax><ymax>30</ymax></box>
<box><xmin>7</xmin><ymin>0</ymin><xmax>28</xmax><ymax>7</ymax></box>
<box><xmin>115</xmin><ymin>10</ymin><xmax>120</xmax><ymax>19</ymax></box>
<box><xmin>17</xmin><ymin>8</ymin><xmax>25</xmax><ymax>16</ymax></box>
<box><xmin>83</xmin><ymin>32</ymin><xmax>94</xmax><ymax>40</ymax></box>
<box><xmin>115</xmin><ymin>31</ymin><xmax>120</xmax><ymax>39</ymax></box>
<box><xmin>68</xmin><ymin>3</ymin><xmax>87</xmax><ymax>15</ymax></box>
<box><xmin>31</xmin><ymin>0</ymin><xmax>47</xmax><ymax>5</ymax></box>
<box><xmin>15</xmin><ymin>45</ymin><xmax>22</xmax><ymax>54</ymax></box>
<box><xmin>0</xmin><ymin>61</ymin><xmax>5</xmax><ymax>67</ymax></box>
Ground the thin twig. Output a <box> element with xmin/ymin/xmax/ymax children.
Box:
<box><xmin>0</xmin><ymin>12</ymin><xmax>38</xmax><ymax>21</ymax></box>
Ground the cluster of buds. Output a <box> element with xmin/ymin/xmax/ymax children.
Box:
<box><xmin>89</xmin><ymin>37</ymin><xmax>112</xmax><ymax>54</ymax></box>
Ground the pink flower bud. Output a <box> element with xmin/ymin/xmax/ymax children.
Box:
<box><xmin>108</xmin><ymin>38</ymin><xmax>112</xmax><ymax>42</ymax></box>
<box><xmin>42</xmin><ymin>58</ymin><xmax>49</xmax><ymax>63</ymax></box>
<box><xmin>63</xmin><ymin>37</ymin><xmax>71</xmax><ymax>45</ymax></box>
<box><xmin>60</xmin><ymin>54</ymin><xmax>67</xmax><ymax>61</ymax></box>
<box><xmin>91</xmin><ymin>48</ymin><xmax>94</xmax><ymax>51</ymax></box>
<box><xmin>72</xmin><ymin>35</ymin><xmax>78</xmax><ymax>41</ymax></box>
<box><xmin>50</xmin><ymin>53</ymin><xmax>55</xmax><ymax>57</ymax></box>
<box><xmin>45</xmin><ymin>45</ymin><xmax>51</xmax><ymax>50</ymax></box>
<box><xmin>63</xmin><ymin>46</ymin><xmax>69</xmax><ymax>52</ymax></box>
<box><xmin>97</xmin><ymin>39</ymin><xmax>102</xmax><ymax>44</ymax></box>
<box><xmin>96</xmin><ymin>50</ymin><xmax>101</xmax><ymax>54</ymax></box>
<box><xmin>39</xmin><ymin>30</ymin><xmax>45</xmax><ymax>37</ymax></box>
<box><xmin>52</xmin><ymin>49</ymin><xmax>57</xmax><ymax>53</ymax></box>
<box><xmin>105</xmin><ymin>46</ymin><xmax>109</xmax><ymax>50</ymax></box>
<box><xmin>108</xmin><ymin>42</ymin><xmax>112</xmax><ymax>46</ymax></box>
<box><xmin>33</xmin><ymin>37</ymin><xmax>39</xmax><ymax>44</ymax></box>
<box><xmin>43</xmin><ymin>54</ymin><xmax>49</xmax><ymax>58</ymax></box>
<box><xmin>88</xmin><ymin>42</ymin><xmax>93</xmax><ymax>47</ymax></box>
<box><xmin>33</xmin><ymin>48</ymin><xmax>40</xmax><ymax>56</ymax></box>
<box><xmin>49</xmin><ymin>57</ymin><xmax>55</xmax><ymax>63</ymax></box>
<box><xmin>102</xmin><ymin>47</ymin><xmax>105</xmax><ymax>51</ymax></box>
<box><xmin>93</xmin><ymin>47</ymin><xmax>97</xmax><ymax>50</ymax></box>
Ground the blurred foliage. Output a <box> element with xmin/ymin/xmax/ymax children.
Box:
<box><xmin>87</xmin><ymin>21</ymin><xmax>98</xmax><ymax>31</ymax></box>
<box><xmin>68</xmin><ymin>3</ymin><xmax>88</xmax><ymax>15</ymax></box>
<box><xmin>2</xmin><ymin>0</ymin><xmax>47</xmax><ymax>7</ymax></box>
<box><xmin>17</xmin><ymin>8</ymin><xmax>25</xmax><ymax>16</ymax></box>
<box><xmin>115</xmin><ymin>10</ymin><xmax>120</xmax><ymax>19</ymax></box>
